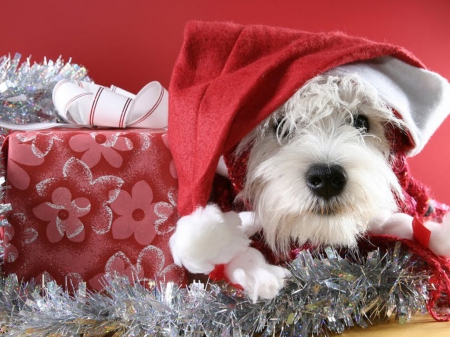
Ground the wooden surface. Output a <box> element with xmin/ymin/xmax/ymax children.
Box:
<box><xmin>338</xmin><ymin>314</ymin><xmax>450</xmax><ymax>336</ymax></box>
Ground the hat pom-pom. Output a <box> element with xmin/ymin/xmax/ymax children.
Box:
<box><xmin>169</xmin><ymin>204</ymin><xmax>251</xmax><ymax>274</ymax></box>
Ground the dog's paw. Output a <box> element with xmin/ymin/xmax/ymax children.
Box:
<box><xmin>427</xmin><ymin>213</ymin><xmax>450</xmax><ymax>257</ymax></box>
<box><xmin>169</xmin><ymin>204</ymin><xmax>251</xmax><ymax>274</ymax></box>
<box><xmin>225</xmin><ymin>247</ymin><xmax>291</xmax><ymax>303</ymax></box>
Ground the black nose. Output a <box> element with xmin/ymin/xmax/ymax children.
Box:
<box><xmin>306</xmin><ymin>164</ymin><xmax>347</xmax><ymax>200</ymax></box>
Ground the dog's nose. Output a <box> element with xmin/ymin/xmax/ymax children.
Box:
<box><xmin>306</xmin><ymin>164</ymin><xmax>347</xmax><ymax>200</ymax></box>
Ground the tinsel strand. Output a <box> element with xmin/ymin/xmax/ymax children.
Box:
<box><xmin>0</xmin><ymin>53</ymin><xmax>91</xmax><ymax>145</ymax></box>
<box><xmin>0</xmin><ymin>243</ymin><xmax>429</xmax><ymax>337</ymax></box>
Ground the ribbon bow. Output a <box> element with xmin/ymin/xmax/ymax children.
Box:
<box><xmin>52</xmin><ymin>80</ymin><xmax>168</xmax><ymax>129</ymax></box>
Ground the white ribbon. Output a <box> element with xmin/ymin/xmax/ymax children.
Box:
<box><xmin>0</xmin><ymin>80</ymin><xmax>168</xmax><ymax>131</ymax></box>
<box><xmin>52</xmin><ymin>80</ymin><xmax>168</xmax><ymax>129</ymax></box>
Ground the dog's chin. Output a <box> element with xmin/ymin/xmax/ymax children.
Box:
<box><xmin>310</xmin><ymin>201</ymin><xmax>344</xmax><ymax>216</ymax></box>
<box><xmin>258</xmin><ymin>205</ymin><xmax>373</xmax><ymax>255</ymax></box>
<box><xmin>289</xmin><ymin>211</ymin><xmax>365</xmax><ymax>247</ymax></box>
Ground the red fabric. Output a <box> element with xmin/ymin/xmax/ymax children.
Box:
<box><xmin>209</xmin><ymin>264</ymin><xmax>244</xmax><ymax>290</ymax></box>
<box><xmin>209</xmin><ymin>264</ymin><xmax>226</xmax><ymax>282</ymax></box>
<box><xmin>168</xmin><ymin>21</ymin><xmax>425</xmax><ymax>216</ymax></box>
<box><xmin>390</xmin><ymin>148</ymin><xmax>431</xmax><ymax>218</ymax></box>
<box><xmin>2</xmin><ymin>129</ymin><xmax>187</xmax><ymax>290</ymax></box>
<box><xmin>388</xmin><ymin>126</ymin><xmax>449</xmax><ymax>223</ymax></box>
<box><xmin>412</xmin><ymin>217</ymin><xmax>432</xmax><ymax>248</ymax></box>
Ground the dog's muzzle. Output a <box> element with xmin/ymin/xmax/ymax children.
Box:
<box><xmin>306</xmin><ymin>164</ymin><xmax>347</xmax><ymax>200</ymax></box>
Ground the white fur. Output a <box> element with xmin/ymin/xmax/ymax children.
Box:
<box><xmin>169</xmin><ymin>204</ymin><xmax>250</xmax><ymax>274</ymax></box>
<box><xmin>426</xmin><ymin>213</ymin><xmax>450</xmax><ymax>256</ymax></box>
<box><xmin>368</xmin><ymin>212</ymin><xmax>450</xmax><ymax>257</ymax></box>
<box><xmin>238</xmin><ymin>74</ymin><xmax>403</xmax><ymax>254</ymax></box>
<box><xmin>171</xmin><ymin>206</ymin><xmax>289</xmax><ymax>299</ymax></box>
<box><xmin>368</xmin><ymin>212</ymin><xmax>414</xmax><ymax>241</ymax></box>
<box><xmin>225</xmin><ymin>247</ymin><xmax>291</xmax><ymax>303</ymax></box>
<box><xmin>238</xmin><ymin>211</ymin><xmax>261</xmax><ymax>237</ymax></box>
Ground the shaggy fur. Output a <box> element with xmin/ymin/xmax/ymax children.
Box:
<box><xmin>237</xmin><ymin>73</ymin><xmax>404</xmax><ymax>254</ymax></box>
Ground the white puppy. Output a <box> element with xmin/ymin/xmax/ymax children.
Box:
<box><xmin>170</xmin><ymin>73</ymin><xmax>450</xmax><ymax>302</ymax></box>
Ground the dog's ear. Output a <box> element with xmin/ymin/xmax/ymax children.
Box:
<box><xmin>330</xmin><ymin>57</ymin><xmax>450</xmax><ymax>156</ymax></box>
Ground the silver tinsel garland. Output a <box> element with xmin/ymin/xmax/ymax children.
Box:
<box><xmin>0</xmin><ymin>54</ymin><xmax>430</xmax><ymax>336</ymax></box>
<box><xmin>0</xmin><ymin>53</ymin><xmax>91</xmax><ymax>145</ymax></box>
<box><xmin>0</xmin><ymin>243</ymin><xmax>428</xmax><ymax>336</ymax></box>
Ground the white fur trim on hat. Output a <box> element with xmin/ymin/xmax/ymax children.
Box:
<box><xmin>330</xmin><ymin>56</ymin><xmax>450</xmax><ymax>156</ymax></box>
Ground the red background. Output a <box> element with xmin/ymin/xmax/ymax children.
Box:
<box><xmin>2</xmin><ymin>0</ymin><xmax>450</xmax><ymax>204</ymax></box>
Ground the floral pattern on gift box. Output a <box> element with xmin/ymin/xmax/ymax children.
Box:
<box><xmin>8</xmin><ymin>132</ymin><xmax>61</xmax><ymax>190</ymax></box>
<box><xmin>36</xmin><ymin>157</ymin><xmax>124</xmax><ymax>235</ymax></box>
<box><xmin>88</xmin><ymin>245</ymin><xmax>185</xmax><ymax>291</ymax></box>
<box><xmin>138</xmin><ymin>132</ymin><xmax>152</xmax><ymax>151</ymax></box>
<box><xmin>3</xmin><ymin>213</ymin><xmax>40</xmax><ymax>263</ymax></box>
<box><xmin>69</xmin><ymin>132</ymin><xmax>133</xmax><ymax>168</ymax></box>
<box><xmin>2</xmin><ymin>222</ymin><xmax>18</xmax><ymax>263</ymax></box>
<box><xmin>3</xmin><ymin>130</ymin><xmax>186</xmax><ymax>291</ymax></box>
<box><xmin>16</xmin><ymin>131</ymin><xmax>61</xmax><ymax>158</ymax></box>
<box><xmin>64</xmin><ymin>272</ymin><xmax>85</xmax><ymax>290</ymax></box>
<box><xmin>161</xmin><ymin>133</ymin><xmax>177</xmax><ymax>179</ymax></box>
<box><xmin>8</xmin><ymin>136</ymin><xmax>45</xmax><ymax>190</ymax></box>
<box><xmin>33</xmin><ymin>187</ymin><xmax>91</xmax><ymax>243</ymax></box>
<box><xmin>154</xmin><ymin>187</ymin><xmax>177</xmax><ymax>235</ymax></box>
<box><xmin>33</xmin><ymin>271</ymin><xmax>83</xmax><ymax>290</ymax></box>
<box><xmin>3</xmin><ymin>213</ymin><xmax>38</xmax><ymax>263</ymax></box>
<box><xmin>110</xmin><ymin>180</ymin><xmax>174</xmax><ymax>245</ymax></box>
<box><xmin>34</xmin><ymin>271</ymin><xmax>55</xmax><ymax>285</ymax></box>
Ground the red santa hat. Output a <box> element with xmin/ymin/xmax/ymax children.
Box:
<box><xmin>168</xmin><ymin>21</ymin><xmax>450</xmax><ymax>217</ymax></box>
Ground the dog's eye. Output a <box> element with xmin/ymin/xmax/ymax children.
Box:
<box><xmin>353</xmin><ymin>115</ymin><xmax>369</xmax><ymax>133</ymax></box>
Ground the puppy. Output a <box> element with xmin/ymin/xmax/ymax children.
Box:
<box><xmin>170</xmin><ymin>72</ymin><xmax>450</xmax><ymax>302</ymax></box>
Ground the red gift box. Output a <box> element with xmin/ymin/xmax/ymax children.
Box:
<box><xmin>1</xmin><ymin>129</ymin><xmax>186</xmax><ymax>290</ymax></box>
